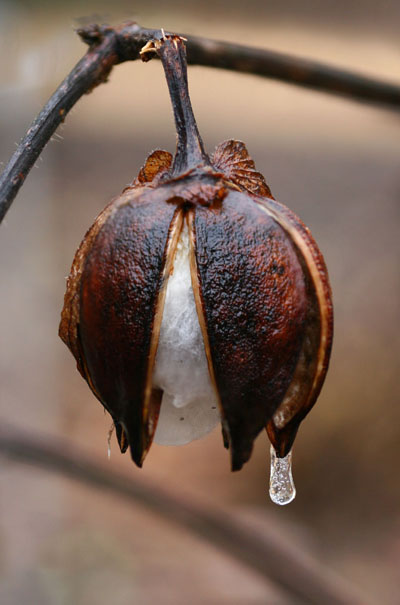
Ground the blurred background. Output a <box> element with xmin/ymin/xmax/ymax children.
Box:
<box><xmin>1</xmin><ymin>0</ymin><xmax>399</xmax><ymax>603</ymax></box>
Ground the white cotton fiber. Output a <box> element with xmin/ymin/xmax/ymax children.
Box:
<box><xmin>153</xmin><ymin>224</ymin><xmax>220</xmax><ymax>446</ymax></box>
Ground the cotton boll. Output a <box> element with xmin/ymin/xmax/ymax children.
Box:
<box><xmin>153</xmin><ymin>224</ymin><xmax>220</xmax><ymax>445</ymax></box>
<box><xmin>154</xmin><ymin>392</ymin><xmax>220</xmax><ymax>446</ymax></box>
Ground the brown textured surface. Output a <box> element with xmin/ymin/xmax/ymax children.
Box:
<box><xmin>255</xmin><ymin>197</ymin><xmax>333</xmax><ymax>456</ymax></box>
<box><xmin>78</xmin><ymin>188</ymin><xmax>179</xmax><ymax>466</ymax></box>
<box><xmin>192</xmin><ymin>190</ymin><xmax>308</xmax><ymax>470</ymax></box>
<box><xmin>59</xmin><ymin>194</ymin><xmax>123</xmax><ymax>372</ymax></box>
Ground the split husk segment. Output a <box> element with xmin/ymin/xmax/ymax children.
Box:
<box><xmin>59</xmin><ymin>34</ymin><xmax>333</xmax><ymax>470</ymax></box>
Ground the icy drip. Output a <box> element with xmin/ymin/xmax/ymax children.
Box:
<box><xmin>153</xmin><ymin>224</ymin><xmax>219</xmax><ymax>446</ymax></box>
<box><xmin>269</xmin><ymin>445</ymin><xmax>296</xmax><ymax>505</ymax></box>
<box><xmin>107</xmin><ymin>423</ymin><xmax>114</xmax><ymax>460</ymax></box>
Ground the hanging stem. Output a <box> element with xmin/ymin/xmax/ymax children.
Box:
<box><xmin>141</xmin><ymin>35</ymin><xmax>210</xmax><ymax>176</ymax></box>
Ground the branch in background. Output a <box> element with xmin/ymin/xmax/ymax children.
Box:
<box><xmin>1</xmin><ymin>21</ymin><xmax>400</xmax><ymax>224</ymax></box>
<box><xmin>0</xmin><ymin>425</ymin><xmax>368</xmax><ymax>605</ymax></box>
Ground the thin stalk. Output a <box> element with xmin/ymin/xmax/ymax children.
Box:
<box><xmin>142</xmin><ymin>35</ymin><xmax>210</xmax><ymax>175</ymax></box>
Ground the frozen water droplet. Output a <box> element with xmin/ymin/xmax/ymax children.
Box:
<box><xmin>107</xmin><ymin>423</ymin><xmax>114</xmax><ymax>460</ymax></box>
<box><xmin>269</xmin><ymin>445</ymin><xmax>296</xmax><ymax>505</ymax></box>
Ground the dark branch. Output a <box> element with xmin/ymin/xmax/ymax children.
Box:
<box><xmin>0</xmin><ymin>424</ymin><xmax>367</xmax><ymax>605</ymax></box>
<box><xmin>1</xmin><ymin>21</ymin><xmax>400</xmax><ymax>224</ymax></box>
<box><xmin>0</xmin><ymin>26</ymin><xmax>120</xmax><ymax>225</ymax></box>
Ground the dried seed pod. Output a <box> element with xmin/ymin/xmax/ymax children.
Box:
<box><xmin>60</xmin><ymin>34</ymin><xmax>333</xmax><ymax>483</ymax></box>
